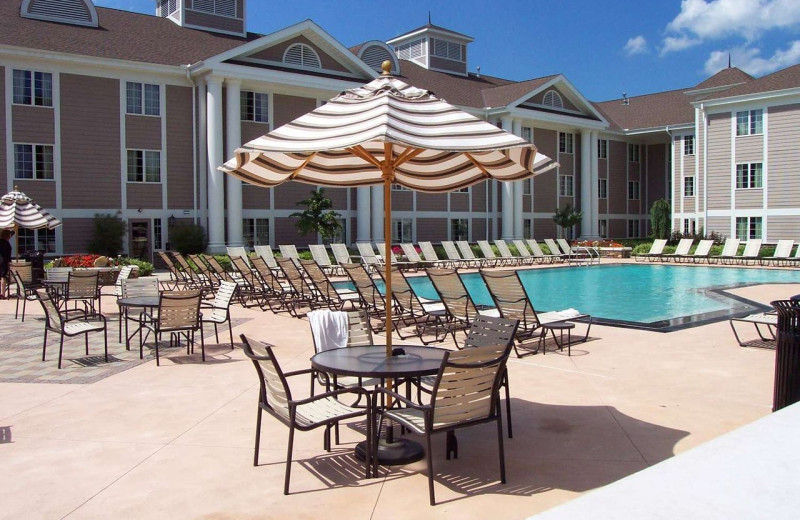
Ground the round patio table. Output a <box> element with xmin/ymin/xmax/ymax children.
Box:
<box><xmin>311</xmin><ymin>345</ymin><xmax>447</xmax><ymax>466</ymax></box>
<box><xmin>117</xmin><ymin>296</ymin><xmax>161</xmax><ymax>353</ymax></box>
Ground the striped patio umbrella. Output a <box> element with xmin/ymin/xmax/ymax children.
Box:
<box><xmin>0</xmin><ymin>186</ymin><xmax>62</xmax><ymax>258</ymax></box>
<box><xmin>221</xmin><ymin>62</ymin><xmax>558</xmax><ymax>354</ymax></box>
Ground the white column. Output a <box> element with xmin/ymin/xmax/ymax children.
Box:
<box><xmin>371</xmin><ymin>185</ymin><xmax>384</xmax><ymax>241</ymax></box>
<box><xmin>500</xmin><ymin>117</ymin><xmax>514</xmax><ymax>240</ymax></box>
<box><xmin>579</xmin><ymin>129</ymin><xmax>592</xmax><ymax>239</ymax></box>
<box><xmin>590</xmin><ymin>131</ymin><xmax>600</xmax><ymax>237</ymax></box>
<box><xmin>205</xmin><ymin>76</ymin><xmax>225</xmax><ymax>253</ymax></box>
<box><xmin>225</xmin><ymin>78</ymin><xmax>243</xmax><ymax>247</ymax></box>
<box><xmin>512</xmin><ymin>119</ymin><xmax>524</xmax><ymax>238</ymax></box>
<box><xmin>356</xmin><ymin>186</ymin><xmax>371</xmax><ymax>243</ymax></box>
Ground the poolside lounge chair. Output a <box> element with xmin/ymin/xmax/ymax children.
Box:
<box><xmin>375</xmin><ymin>265</ymin><xmax>446</xmax><ymax>343</ymax></box>
<box><xmin>457</xmin><ymin>240</ymin><xmax>497</xmax><ymax>268</ymax></box>
<box><xmin>478</xmin><ymin>240</ymin><xmax>513</xmax><ymax>267</ymax></box>
<box><xmin>156</xmin><ymin>251</ymin><xmax>185</xmax><ymax>290</ymax></box>
<box><xmin>525</xmin><ymin>239</ymin><xmax>558</xmax><ymax>264</ymax></box>
<box><xmin>400</xmin><ymin>243</ymin><xmax>438</xmax><ymax>269</ymax></box>
<box><xmin>760</xmin><ymin>240</ymin><xmax>795</xmax><ymax>267</ymax></box>
<box><xmin>229</xmin><ymin>256</ymin><xmax>269</xmax><ymax>308</ymax></box>
<box><xmin>426</xmin><ymin>268</ymin><xmax>495</xmax><ymax>346</ymax></box>
<box><xmin>730</xmin><ymin>311</ymin><xmax>777</xmax><ymax>348</ymax></box>
<box><xmin>274</xmin><ymin>258</ymin><xmax>318</xmax><ymax>317</ymax></box>
<box><xmin>278</xmin><ymin>244</ymin><xmax>300</xmax><ymax>263</ymax></box>
<box><xmin>308</xmin><ymin>244</ymin><xmax>343</xmax><ymax>276</ymax></box>
<box><xmin>188</xmin><ymin>254</ymin><xmax>221</xmax><ymax>292</ymax></box>
<box><xmin>512</xmin><ymin>240</ymin><xmax>538</xmax><ymax>265</ymax></box>
<box><xmin>340</xmin><ymin>263</ymin><xmax>387</xmax><ymax>333</ymax></box>
<box><xmin>419</xmin><ymin>241</ymin><xmax>455</xmax><ymax>269</ymax></box>
<box><xmin>494</xmin><ymin>240</ymin><xmax>523</xmax><ymax>266</ymax></box>
<box><xmin>660</xmin><ymin>239</ymin><xmax>694</xmax><ymax>262</ymax></box>
<box><xmin>226</xmin><ymin>246</ymin><xmax>251</xmax><ymax>267</ymax></box>
<box><xmin>375</xmin><ymin>243</ymin><xmax>415</xmax><ymax>271</ymax></box>
<box><xmin>542</xmin><ymin>239</ymin><xmax>567</xmax><ymax>260</ymax></box>
<box><xmin>633</xmin><ymin>239</ymin><xmax>668</xmax><ymax>262</ymax></box>
<box><xmin>708</xmin><ymin>238</ymin><xmax>741</xmax><ymax>264</ymax></box>
<box><xmin>786</xmin><ymin>243</ymin><xmax>800</xmax><ymax>266</ymax></box>
<box><xmin>330</xmin><ymin>243</ymin><xmax>354</xmax><ymax>266</ymax></box>
<box><xmin>480</xmin><ymin>269</ymin><xmax>592</xmax><ymax>357</ymax></box>
<box><xmin>736</xmin><ymin>239</ymin><xmax>763</xmax><ymax>265</ymax></box>
<box><xmin>298</xmin><ymin>259</ymin><xmax>361</xmax><ymax>310</ymax></box>
<box><xmin>356</xmin><ymin>242</ymin><xmax>382</xmax><ymax>272</ymax></box>
<box><xmin>442</xmin><ymin>240</ymin><xmax>476</xmax><ymax>268</ymax></box>
<box><xmin>253</xmin><ymin>245</ymin><xmax>279</xmax><ymax>270</ymax></box>
<box><xmin>557</xmin><ymin>238</ymin><xmax>598</xmax><ymax>265</ymax></box>
<box><xmin>250</xmin><ymin>257</ymin><xmax>295</xmax><ymax>314</ymax></box>
<box><xmin>674</xmin><ymin>239</ymin><xmax>714</xmax><ymax>263</ymax></box>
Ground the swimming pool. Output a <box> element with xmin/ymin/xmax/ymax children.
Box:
<box><xmin>352</xmin><ymin>264</ymin><xmax>800</xmax><ymax>330</ymax></box>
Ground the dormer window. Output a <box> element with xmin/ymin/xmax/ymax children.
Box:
<box><xmin>193</xmin><ymin>0</ymin><xmax>237</xmax><ymax>17</ymax></box>
<box><xmin>543</xmin><ymin>90</ymin><xmax>564</xmax><ymax>109</ymax></box>
<box><xmin>359</xmin><ymin>43</ymin><xmax>398</xmax><ymax>74</ymax></box>
<box><xmin>283</xmin><ymin>43</ymin><xmax>322</xmax><ymax>69</ymax></box>
<box><xmin>431</xmin><ymin>38</ymin><xmax>463</xmax><ymax>61</ymax></box>
<box><xmin>396</xmin><ymin>39</ymin><xmax>424</xmax><ymax>60</ymax></box>
<box><xmin>21</xmin><ymin>0</ymin><xmax>99</xmax><ymax>28</ymax></box>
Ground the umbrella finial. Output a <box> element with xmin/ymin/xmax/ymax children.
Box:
<box><xmin>13</xmin><ymin>185</ymin><xmax>18</xmax><ymax>192</ymax></box>
<box><xmin>381</xmin><ymin>60</ymin><xmax>392</xmax><ymax>76</ymax></box>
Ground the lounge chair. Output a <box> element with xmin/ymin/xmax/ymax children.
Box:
<box><xmin>480</xmin><ymin>269</ymin><xmax>592</xmax><ymax>357</ymax></box>
<box><xmin>250</xmin><ymin>256</ymin><xmax>295</xmax><ymax>314</ymax></box>
<box><xmin>375</xmin><ymin>265</ymin><xmax>446</xmax><ymax>343</ymax></box>
<box><xmin>298</xmin><ymin>259</ymin><xmax>360</xmax><ymax>310</ymax></box>
<box><xmin>418</xmin><ymin>241</ymin><xmax>455</xmax><ymax>269</ymax></box>
<box><xmin>375</xmin><ymin>242</ymin><xmax>415</xmax><ymax>271</ymax></box>
<box><xmin>355</xmin><ymin>242</ymin><xmax>382</xmax><ymax>272</ymax></box>
<box><xmin>557</xmin><ymin>238</ymin><xmax>597</xmax><ymax>265</ymax></box>
<box><xmin>425</xmin><ymin>268</ymin><xmax>495</xmax><ymax>346</ymax></box>
<box><xmin>730</xmin><ymin>311</ymin><xmax>777</xmax><ymax>348</ymax></box>
<box><xmin>633</xmin><ymin>239</ymin><xmax>668</xmax><ymax>262</ymax></box>
<box><xmin>760</xmin><ymin>240</ymin><xmax>795</xmax><ymax>267</ymax></box>
<box><xmin>330</xmin><ymin>243</ymin><xmax>354</xmax><ymax>266</ymax></box>
<box><xmin>512</xmin><ymin>240</ymin><xmax>538</xmax><ymax>265</ymax></box>
<box><xmin>229</xmin><ymin>256</ymin><xmax>269</xmax><ymax>308</ymax></box>
<box><xmin>253</xmin><ymin>245</ymin><xmax>279</xmax><ymax>270</ymax></box>
<box><xmin>308</xmin><ymin>244</ymin><xmax>342</xmax><ymax>276</ymax></box>
<box><xmin>660</xmin><ymin>239</ymin><xmax>694</xmax><ymax>263</ymax></box>
<box><xmin>737</xmin><ymin>239</ymin><xmax>763</xmax><ymax>265</ymax></box>
<box><xmin>786</xmin><ymin>243</ymin><xmax>800</xmax><ymax>266</ymax></box>
<box><xmin>675</xmin><ymin>239</ymin><xmax>714</xmax><ymax>263</ymax></box>
<box><xmin>493</xmin><ymin>239</ymin><xmax>523</xmax><ymax>266</ymax></box>
<box><xmin>441</xmin><ymin>240</ymin><xmax>475</xmax><ymax>268</ymax></box>
<box><xmin>226</xmin><ymin>246</ymin><xmax>251</xmax><ymax>267</ymax></box>
<box><xmin>477</xmin><ymin>240</ymin><xmax>512</xmax><ymax>267</ymax></box>
<box><xmin>400</xmin><ymin>243</ymin><xmax>438</xmax><ymax>269</ymax></box>
<box><xmin>526</xmin><ymin>239</ymin><xmax>559</xmax><ymax>263</ymax></box>
<box><xmin>274</xmin><ymin>258</ymin><xmax>318</xmax><ymax>317</ymax></box>
<box><xmin>457</xmin><ymin>240</ymin><xmax>496</xmax><ymax>268</ymax></box>
<box><xmin>278</xmin><ymin>244</ymin><xmax>300</xmax><ymax>263</ymax></box>
<box><xmin>708</xmin><ymin>238</ymin><xmax>741</xmax><ymax>264</ymax></box>
<box><xmin>340</xmin><ymin>263</ymin><xmax>387</xmax><ymax>333</ymax></box>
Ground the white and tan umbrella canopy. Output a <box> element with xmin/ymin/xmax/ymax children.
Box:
<box><xmin>220</xmin><ymin>66</ymin><xmax>557</xmax><ymax>191</ymax></box>
<box><xmin>0</xmin><ymin>187</ymin><xmax>62</xmax><ymax>231</ymax></box>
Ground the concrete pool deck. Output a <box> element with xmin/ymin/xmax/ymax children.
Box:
<box><xmin>0</xmin><ymin>272</ymin><xmax>797</xmax><ymax>519</ymax></box>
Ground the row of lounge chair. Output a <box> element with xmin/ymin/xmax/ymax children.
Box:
<box><xmin>635</xmin><ymin>238</ymin><xmax>800</xmax><ymax>266</ymax></box>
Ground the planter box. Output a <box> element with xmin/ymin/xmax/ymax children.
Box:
<box><xmin>596</xmin><ymin>247</ymin><xmax>632</xmax><ymax>259</ymax></box>
<box><xmin>45</xmin><ymin>266</ymin><xmax>139</xmax><ymax>285</ymax></box>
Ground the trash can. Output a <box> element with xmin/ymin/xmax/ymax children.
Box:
<box><xmin>23</xmin><ymin>250</ymin><xmax>45</xmax><ymax>285</ymax></box>
<box><xmin>770</xmin><ymin>300</ymin><xmax>800</xmax><ymax>412</ymax></box>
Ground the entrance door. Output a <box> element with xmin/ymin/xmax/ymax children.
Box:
<box><xmin>129</xmin><ymin>220</ymin><xmax>151</xmax><ymax>262</ymax></box>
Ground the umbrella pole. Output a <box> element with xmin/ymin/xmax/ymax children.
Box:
<box><xmin>383</xmin><ymin>174</ymin><xmax>393</xmax><ymax>357</ymax></box>
<box><xmin>14</xmin><ymin>223</ymin><xmax>18</xmax><ymax>261</ymax></box>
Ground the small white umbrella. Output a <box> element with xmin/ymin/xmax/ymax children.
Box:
<box><xmin>221</xmin><ymin>62</ymin><xmax>558</xmax><ymax>355</ymax></box>
<box><xmin>0</xmin><ymin>186</ymin><xmax>62</xmax><ymax>259</ymax></box>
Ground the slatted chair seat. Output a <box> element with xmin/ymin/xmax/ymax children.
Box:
<box><xmin>10</xmin><ymin>265</ymin><xmax>42</xmax><ymax>322</ymax></box>
<box><xmin>140</xmin><ymin>290</ymin><xmax>204</xmax><ymax>365</ymax></box>
<box><xmin>36</xmin><ymin>288</ymin><xmax>108</xmax><ymax>369</ymax></box>
<box><xmin>200</xmin><ymin>280</ymin><xmax>238</xmax><ymax>349</ymax></box>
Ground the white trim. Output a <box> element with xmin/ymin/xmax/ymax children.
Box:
<box><xmin>160</xmin><ymin>81</ymin><xmax>168</xmax><ymax>216</ymax></box>
<box><xmin>119</xmin><ymin>80</ymin><xmax>127</xmax><ymax>212</ymax></box>
<box><xmin>52</xmin><ymin>72</ymin><xmax>62</xmax><ymax>210</ymax></box>
<box><xmin>762</xmin><ymin>107</ymin><xmax>769</xmax><ymax>238</ymax></box>
<box><xmin>5</xmin><ymin>67</ymin><xmax>14</xmax><ymax>193</ymax></box>
<box><xmin>387</xmin><ymin>26</ymin><xmax>474</xmax><ymax>45</ymax></box>
<box><xmin>503</xmin><ymin>75</ymin><xmax>609</xmax><ymax>125</ymax></box>
<box><xmin>730</xmin><ymin>111</ymin><xmax>736</xmax><ymax>237</ymax></box>
<box><xmin>697</xmin><ymin>86</ymin><xmax>800</xmax><ymax>108</ymax></box>
<box><xmin>706</xmin><ymin>208</ymin><xmax>800</xmax><ymax>217</ymax></box>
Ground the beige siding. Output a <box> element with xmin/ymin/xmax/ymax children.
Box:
<box><xmin>767</xmin><ymin>103</ymin><xmax>800</xmax><ymax>208</ymax></box>
<box><xmin>608</xmin><ymin>219</ymin><xmax>626</xmax><ymax>239</ymax></box>
<box><xmin>241</xmin><ymin>121</ymin><xmax>269</xmax><ymax>143</ymax></box>
<box><xmin>62</xmin><ymin>218</ymin><xmax>94</xmax><ymax>254</ymax></box>
<box><xmin>248</xmin><ymin>36</ymin><xmax>350</xmax><ymax>73</ymax></box>
<box><xmin>706</xmin><ymin>112</ymin><xmax>731</xmax><ymax>210</ymax></box>
<box><xmin>0</xmin><ymin>66</ymin><xmax>5</xmax><ymax>190</ymax></box>
<box><xmin>275</xmin><ymin>183</ymin><xmax>314</xmax><ymax>210</ymax></box>
<box><xmin>735</xmin><ymin>135</ymin><xmax>763</xmax><ymax>162</ymax></box>
<box><xmin>165</xmin><ymin>85</ymin><xmax>193</xmax><ymax>209</ymax></box>
<box><xmin>607</xmin><ymin>140</ymin><xmax>627</xmax><ymax>214</ymax></box>
<box><xmin>532</xmin><ymin>128</ymin><xmax>557</xmax><ymax>210</ymax></box>
<box><xmin>127</xmin><ymin>184</ymin><xmax>162</xmax><ymax>209</ymax></box>
<box><xmin>428</xmin><ymin>56</ymin><xmax>466</xmax><ymax>74</ymax></box>
<box><xmin>326</xmin><ymin>187</ymin><xmax>349</xmax><ymax>210</ymax></box>
<box><xmin>696</xmin><ymin>113</ymin><xmax>705</xmax><ymax>207</ymax></box>
<box><xmin>524</xmin><ymin>87</ymin><xmax>579</xmax><ymax>111</ymax></box>
<box><xmin>185</xmin><ymin>10</ymin><xmax>244</xmax><ymax>34</ymax></box>
<box><xmin>13</xmin><ymin>180</ymin><xmax>56</xmax><ymax>207</ymax></box>
<box><xmin>472</xmin><ymin>181</ymin><xmax>487</xmax><ymax>211</ymax></box>
<box><xmin>61</xmin><ymin>74</ymin><xmax>120</xmax><ymax>209</ymax></box>
<box><xmin>768</xmin><ymin>216</ymin><xmax>800</xmax><ymax>240</ymax></box>
<box><xmin>273</xmin><ymin>94</ymin><xmax>317</xmax><ymax>127</ymax></box>
<box><xmin>12</xmin><ymin>105</ymin><xmax>55</xmax><ymax>143</ymax></box>
<box><xmin>672</xmin><ymin>136</ymin><xmax>681</xmax><ymax>202</ymax></box>
<box><xmin>706</xmin><ymin>217</ymin><xmax>730</xmax><ymax>237</ymax></box>
<box><xmin>416</xmin><ymin>218</ymin><xmax>447</xmax><ymax>242</ymax></box>
<box><xmin>125</xmin><ymin>115</ymin><xmax>161</xmax><ymax>150</ymax></box>
<box><xmin>734</xmin><ymin>189</ymin><xmax>763</xmax><ymax>208</ymax></box>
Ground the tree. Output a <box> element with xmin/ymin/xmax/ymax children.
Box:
<box><xmin>290</xmin><ymin>189</ymin><xmax>342</xmax><ymax>240</ymax></box>
<box><xmin>552</xmin><ymin>204</ymin><xmax>583</xmax><ymax>238</ymax></box>
<box><xmin>650</xmin><ymin>198</ymin><xmax>671</xmax><ymax>240</ymax></box>
<box><xmin>87</xmin><ymin>213</ymin><xmax>126</xmax><ymax>256</ymax></box>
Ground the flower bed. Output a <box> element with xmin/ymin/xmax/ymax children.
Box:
<box><xmin>573</xmin><ymin>240</ymin><xmax>631</xmax><ymax>258</ymax></box>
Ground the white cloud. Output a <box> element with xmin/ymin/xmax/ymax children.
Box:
<box><xmin>704</xmin><ymin>40</ymin><xmax>800</xmax><ymax>75</ymax></box>
<box><xmin>661</xmin><ymin>35</ymin><xmax>702</xmax><ymax>55</ymax></box>
<box><xmin>624</xmin><ymin>36</ymin><xmax>649</xmax><ymax>56</ymax></box>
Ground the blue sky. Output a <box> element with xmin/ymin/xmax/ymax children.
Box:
<box><xmin>95</xmin><ymin>0</ymin><xmax>800</xmax><ymax>101</ymax></box>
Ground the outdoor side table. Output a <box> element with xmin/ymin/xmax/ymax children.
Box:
<box><xmin>311</xmin><ymin>345</ymin><xmax>447</xmax><ymax>466</ymax></box>
<box><xmin>539</xmin><ymin>322</ymin><xmax>575</xmax><ymax>355</ymax></box>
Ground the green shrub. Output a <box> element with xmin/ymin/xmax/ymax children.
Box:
<box><xmin>214</xmin><ymin>255</ymin><xmax>232</xmax><ymax>272</ymax></box>
<box><xmin>87</xmin><ymin>213</ymin><xmax>126</xmax><ymax>257</ymax></box>
<box><xmin>119</xmin><ymin>258</ymin><xmax>154</xmax><ymax>277</ymax></box>
<box><xmin>169</xmin><ymin>223</ymin><xmax>207</xmax><ymax>255</ymax></box>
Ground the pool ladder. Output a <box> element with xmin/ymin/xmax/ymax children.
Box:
<box><xmin>567</xmin><ymin>246</ymin><xmax>600</xmax><ymax>266</ymax></box>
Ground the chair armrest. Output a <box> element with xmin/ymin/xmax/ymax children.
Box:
<box><xmin>374</xmin><ymin>387</ymin><xmax>430</xmax><ymax>411</ymax></box>
<box><xmin>283</xmin><ymin>368</ymin><xmax>315</xmax><ymax>378</ymax></box>
<box><xmin>291</xmin><ymin>385</ymin><xmax>371</xmax><ymax>406</ymax></box>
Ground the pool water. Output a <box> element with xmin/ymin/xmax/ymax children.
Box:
<box><xmin>347</xmin><ymin>264</ymin><xmax>800</xmax><ymax>329</ymax></box>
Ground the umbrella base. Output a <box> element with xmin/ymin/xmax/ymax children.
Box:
<box><xmin>355</xmin><ymin>438</ymin><xmax>425</xmax><ymax>466</ymax></box>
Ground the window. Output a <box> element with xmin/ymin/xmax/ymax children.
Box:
<box><xmin>523</xmin><ymin>219</ymin><xmax>532</xmax><ymax>239</ymax></box>
<box><xmin>598</xmin><ymin>219</ymin><xmax>608</xmax><ymax>238</ymax></box>
<box><xmin>684</xmin><ymin>135</ymin><xmax>695</xmax><ymax>155</ymax></box>
<box><xmin>521</xmin><ymin>126</ymin><xmax>532</xmax><ymax>143</ymax></box>
<box><xmin>559</xmin><ymin>132</ymin><xmax>574</xmax><ymax>154</ymax></box>
<box><xmin>736</xmin><ymin>163</ymin><xmax>763</xmax><ymax>189</ymax></box>
<box><xmin>598</xmin><ymin>178</ymin><xmax>608</xmax><ymax>199</ymax></box>
<box><xmin>683</xmin><ymin>219</ymin><xmax>695</xmax><ymax>235</ymax></box>
<box><xmin>628</xmin><ymin>143</ymin><xmax>641</xmax><ymax>162</ymax></box>
<box><xmin>453</xmin><ymin>187</ymin><xmax>470</xmax><ymax>193</ymax></box>
<box><xmin>241</xmin><ymin>91</ymin><xmax>269</xmax><ymax>123</ymax></box>
<box><xmin>243</xmin><ymin>218</ymin><xmax>270</xmax><ymax>247</ymax></box>
<box><xmin>13</xmin><ymin>70</ymin><xmax>52</xmax><ymax>107</ymax></box>
<box><xmin>395</xmin><ymin>39</ymin><xmax>424</xmax><ymax>60</ymax></box>
<box><xmin>392</xmin><ymin>218</ymin><xmax>412</xmax><ymax>243</ymax></box>
<box><xmin>391</xmin><ymin>184</ymin><xmax>410</xmax><ymax>191</ymax></box>
<box><xmin>127</xmin><ymin>150</ymin><xmax>161</xmax><ymax>183</ymax></box>
<box><xmin>360</xmin><ymin>45</ymin><xmax>394</xmax><ymax>72</ymax></box>
<box><xmin>559</xmin><ymin>175</ymin><xmax>574</xmax><ymax>197</ymax></box>
<box><xmin>684</xmin><ymin>176</ymin><xmax>695</xmax><ymax>197</ymax></box>
<box><xmin>193</xmin><ymin>0</ymin><xmax>237</xmax><ymax>17</ymax></box>
<box><xmin>598</xmin><ymin>139</ymin><xmax>608</xmax><ymax>159</ymax></box>
<box><xmin>126</xmin><ymin>82</ymin><xmax>160</xmax><ymax>116</ymax></box>
<box><xmin>283</xmin><ymin>43</ymin><xmax>322</xmax><ymax>68</ymax></box>
<box><xmin>523</xmin><ymin>179</ymin><xmax>532</xmax><ymax>195</ymax></box>
<box><xmin>628</xmin><ymin>180</ymin><xmax>640</xmax><ymax>200</ymax></box>
<box><xmin>431</xmin><ymin>38</ymin><xmax>463</xmax><ymax>61</ymax></box>
<box><xmin>736</xmin><ymin>109</ymin><xmax>763</xmax><ymax>136</ymax></box>
<box><xmin>736</xmin><ymin>217</ymin><xmax>762</xmax><ymax>240</ymax></box>
<box><xmin>153</xmin><ymin>218</ymin><xmax>163</xmax><ymax>250</ymax></box>
<box><xmin>17</xmin><ymin>228</ymin><xmax>56</xmax><ymax>254</ymax></box>
<box><xmin>14</xmin><ymin>144</ymin><xmax>54</xmax><ymax>180</ymax></box>
<box><xmin>628</xmin><ymin>219</ymin><xmax>640</xmax><ymax>238</ymax></box>
<box><xmin>450</xmin><ymin>218</ymin><xmax>469</xmax><ymax>241</ymax></box>
<box><xmin>542</xmin><ymin>90</ymin><xmax>564</xmax><ymax>109</ymax></box>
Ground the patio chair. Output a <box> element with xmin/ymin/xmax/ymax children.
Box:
<box><xmin>512</xmin><ymin>239</ymin><xmax>538</xmax><ymax>265</ymax></box>
<box><xmin>36</xmin><ymin>288</ymin><xmax>108</xmax><ymax>369</ymax></box>
<box><xmin>426</xmin><ymin>268</ymin><xmax>494</xmax><ymax>346</ymax></box>
<box><xmin>156</xmin><ymin>251</ymin><xmax>183</xmax><ymax>290</ymax></box>
<box><xmin>675</xmin><ymin>239</ymin><xmax>714</xmax><ymax>263</ymax></box>
<box><xmin>458</xmin><ymin>240</ymin><xmax>496</xmax><ymax>268</ymax></box>
<box><xmin>187</xmin><ymin>254</ymin><xmax>220</xmax><ymax>292</ymax></box>
<box><xmin>298</xmin><ymin>259</ymin><xmax>361</xmax><ymax>311</ymax></box>
<box><xmin>556</xmin><ymin>238</ymin><xmax>597</xmax><ymax>265</ymax></box>
<box><xmin>253</xmin><ymin>245</ymin><xmax>279</xmax><ymax>270</ymax></box>
<box><xmin>250</xmin><ymin>256</ymin><xmax>296</xmax><ymax>314</ymax></box>
<box><xmin>786</xmin><ymin>243</ymin><xmax>800</xmax><ymax>266</ymax></box>
<box><xmin>418</xmin><ymin>241</ymin><xmax>456</xmax><ymax>269</ymax></box>
<box><xmin>478</xmin><ymin>240</ymin><xmax>513</xmax><ymax>267</ymax></box>
<box><xmin>493</xmin><ymin>239</ymin><xmax>523</xmax><ymax>266</ymax></box>
<box><xmin>172</xmin><ymin>252</ymin><xmax>214</xmax><ymax>293</ymax></box>
<box><xmin>64</xmin><ymin>270</ymin><xmax>101</xmax><ymax>314</ymax></box>
<box><xmin>308</xmin><ymin>244</ymin><xmax>343</xmax><ymax>276</ymax></box>
<box><xmin>729</xmin><ymin>311</ymin><xmax>777</xmax><ymax>348</ymax></box>
<box><xmin>480</xmin><ymin>269</ymin><xmax>592</xmax><ymax>357</ymax></box>
<box><xmin>340</xmin><ymin>263</ymin><xmax>386</xmax><ymax>333</ymax></box>
<box><xmin>708</xmin><ymin>238</ymin><xmax>740</xmax><ymax>264</ymax></box>
<box><xmin>140</xmin><ymin>289</ymin><xmax>204</xmax><ymax>365</ymax></box>
<box><xmin>230</xmin><ymin>256</ymin><xmax>268</xmax><ymax>308</ymax></box>
<box><xmin>356</xmin><ymin>242</ymin><xmax>382</xmax><ymax>271</ymax></box>
<box><xmin>119</xmin><ymin>277</ymin><xmax>160</xmax><ymax>347</ymax></box>
<box><xmin>240</xmin><ymin>335</ymin><xmax>372</xmax><ymax>494</ymax></box>
<box><xmin>200</xmin><ymin>280</ymin><xmax>238</xmax><ymax>350</ymax></box>
<box><xmin>375</xmin><ymin>265</ymin><xmax>446</xmax><ymax>343</ymax></box>
<box><xmin>720</xmin><ymin>239</ymin><xmax>762</xmax><ymax>265</ymax></box>
<box><xmin>278</xmin><ymin>244</ymin><xmax>300</xmax><ymax>263</ymax></box>
<box><xmin>10</xmin><ymin>263</ymin><xmax>43</xmax><ymax>322</ymax></box>
<box><xmin>526</xmin><ymin>239</ymin><xmax>559</xmax><ymax>263</ymax></box>
<box><xmin>633</xmin><ymin>239</ymin><xmax>668</xmax><ymax>262</ymax></box>
<box><xmin>542</xmin><ymin>239</ymin><xmax>571</xmax><ymax>262</ymax></box>
<box><xmin>330</xmin><ymin>243</ymin><xmax>353</xmax><ymax>266</ymax></box>
<box><xmin>201</xmin><ymin>254</ymin><xmax>239</xmax><ymax>285</ymax></box>
<box><xmin>274</xmin><ymin>257</ymin><xmax>318</xmax><ymax>317</ymax></box>
<box><xmin>441</xmin><ymin>240</ymin><xmax>470</xmax><ymax>268</ymax></box>
<box><xmin>660</xmin><ymin>238</ymin><xmax>694</xmax><ymax>262</ymax></box>
<box><xmin>373</xmin><ymin>343</ymin><xmax>511</xmax><ymax>505</ymax></box>
<box><xmin>760</xmin><ymin>240</ymin><xmax>794</xmax><ymax>267</ymax></box>
<box><xmin>226</xmin><ymin>246</ymin><xmax>251</xmax><ymax>267</ymax></box>
<box><xmin>375</xmin><ymin>242</ymin><xmax>415</xmax><ymax>271</ymax></box>
<box><xmin>109</xmin><ymin>265</ymin><xmax>134</xmax><ymax>336</ymax></box>
<box><xmin>400</xmin><ymin>243</ymin><xmax>434</xmax><ymax>269</ymax></box>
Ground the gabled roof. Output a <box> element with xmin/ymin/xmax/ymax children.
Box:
<box><xmin>481</xmin><ymin>76</ymin><xmax>556</xmax><ymax>108</ymax></box>
<box><xmin>397</xmin><ymin>59</ymin><xmax>512</xmax><ymax>108</ymax></box>
<box><xmin>0</xmin><ymin>1</ymin><xmax>256</xmax><ymax>67</ymax></box>
<box><xmin>593</xmin><ymin>88</ymin><xmax>696</xmax><ymax>132</ymax></box>
<box><xmin>387</xmin><ymin>22</ymin><xmax>474</xmax><ymax>44</ymax></box>
<box><xmin>705</xmin><ymin>63</ymin><xmax>800</xmax><ymax>100</ymax></box>
<box><xmin>693</xmin><ymin>67</ymin><xmax>754</xmax><ymax>90</ymax></box>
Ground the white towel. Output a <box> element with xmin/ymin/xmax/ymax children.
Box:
<box><xmin>308</xmin><ymin>310</ymin><xmax>350</xmax><ymax>352</ymax></box>
<box><xmin>556</xmin><ymin>308</ymin><xmax>580</xmax><ymax>319</ymax></box>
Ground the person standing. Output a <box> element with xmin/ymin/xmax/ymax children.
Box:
<box><xmin>0</xmin><ymin>229</ymin><xmax>13</xmax><ymax>298</ymax></box>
